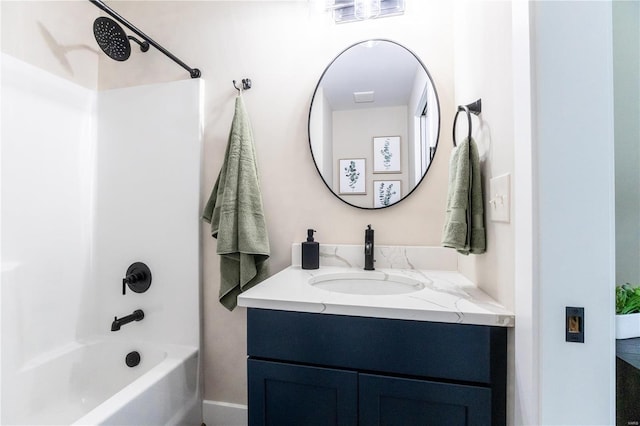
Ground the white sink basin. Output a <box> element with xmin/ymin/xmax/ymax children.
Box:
<box><xmin>308</xmin><ymin>271</ymin><xmax>425</xmax><ymax>295</ymax></box>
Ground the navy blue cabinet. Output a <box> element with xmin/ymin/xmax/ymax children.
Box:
<box><xmin>359</xmin><ymin>373</ymin><xmax>491</xmax><ymax>426</ymax></box>
<box><xmin>247</xmin><ymin>309</ymin><xmax>507</xmax><ymax>426</ymax></box>
<box><xmin>248</xmin><ymin>359</ymin><xmax>357</xmax><ymax>426</ymax></box>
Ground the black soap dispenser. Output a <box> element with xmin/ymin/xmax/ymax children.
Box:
<box><xmin>302</xmin><ymin>229</ymin><xmax>319</xmax><ymax>270</ymax></box>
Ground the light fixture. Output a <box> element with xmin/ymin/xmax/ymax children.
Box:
<box><xmin>330</xmin><ymin>0</ymin><xmax>405</xmax><ymax>24</ymax></box>
<box><xmin>354</xmin><ymin>0</ymin><xmax>381</xmax><ymax>20</ymax></box>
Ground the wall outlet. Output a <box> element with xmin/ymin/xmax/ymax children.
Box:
<box><xmin>489</xmin><ymin>173</ymin><xmax>511</xmax><ymax>223</ymax></box>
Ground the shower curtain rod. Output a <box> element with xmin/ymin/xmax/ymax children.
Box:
<box><xmin>88</xmin><ymin>0</ymin><xmax>201</xmax><ymax>78</ymax></box>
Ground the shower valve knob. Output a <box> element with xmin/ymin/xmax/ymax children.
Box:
<box><xmin>122</xmin><ymin>262</ymin><xmax>152</xmax><ymax>295</ymax></box>
<box><xmin>124</xmin><ymin>271</ymin><xmax>144</xmax><ymax>284</ymax></box>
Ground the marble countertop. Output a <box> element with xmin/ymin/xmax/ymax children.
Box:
<box><xmin>237</xmin><ymin>245</ymin><xmax>514</xmax><ymax>327</ymax></box>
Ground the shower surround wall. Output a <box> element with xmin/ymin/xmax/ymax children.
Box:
<box><xmin>1</xmin><ymin>54</ymin><xmax>202</xmax><ymax>423</ymax></box>
<box><xmin>1</xmin><ymin>54</ymin><xmax>96</xmax><ymax>370</ymax></box>
<box><xmin>94</xmin><ymin>79</ymin><xmax>202</xmax><ymax>346</ymax></box>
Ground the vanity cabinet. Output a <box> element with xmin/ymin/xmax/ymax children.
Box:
<box><xmin>248</xmin><ymin>360</ymin><xmax>358</xmax><ymax>425</ymax></box>
<box><xmin>247</xmin><ymin>308</ymin><xmax>506</xmax><ymax>426</ymax></box>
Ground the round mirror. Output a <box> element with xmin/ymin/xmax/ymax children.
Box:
<box><xmin>308</xmin><ymin>39</ymin><xmax>440</xmax><ymax>209</ymax></box>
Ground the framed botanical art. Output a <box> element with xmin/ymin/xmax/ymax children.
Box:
<box><xmin>374</xmin><ymin>180</ymin><xmax>401</xmax><ymax>208</ymax></box>
<box><xmin>373</xmin><ymin>136</ymin><xmax>401</xmax><ymax>173</ymax></box>
<box><xmin>339</xmin><ymin>158</ymin><xmax>366</xmax><ymax>194</ymax></box>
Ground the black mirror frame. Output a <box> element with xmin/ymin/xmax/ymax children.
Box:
<box><xmin>307</xmin><ymin>39</ymin><xmax>441</xmax><ymax>210</ymax></box>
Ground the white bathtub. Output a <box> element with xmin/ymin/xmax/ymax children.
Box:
<box><xmin>3</xmin><ymin>338</ymin><xmax>200</xmax><ymax>425</ymax></box>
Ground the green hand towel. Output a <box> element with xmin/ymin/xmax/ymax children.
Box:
<box><xmin>202</xmin><ymin>96</ymin><xmax>270</xmax><ymax>311</ymax></box>
<box><xmin>441</xmin><ymin>137</ymin><xmax>486</xmax><ymax>255</ymax></box>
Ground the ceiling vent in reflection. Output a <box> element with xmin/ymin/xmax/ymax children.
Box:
<box><xmin>353</xmin><ymin>91</ymin><xmax>375</xmax><ymax>103</ymax></box>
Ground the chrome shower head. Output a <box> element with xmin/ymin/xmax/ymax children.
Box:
<box><xmin>93</xmin><ymin>17</ymin><xmax>149</xmax><ymax>62</ymax></box>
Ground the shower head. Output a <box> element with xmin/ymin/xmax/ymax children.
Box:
<box><xmin>93</xmin><ymin>17</ymin><xmax>149</xmax><ymax>62</ymax></box>
<box><xmin>93</xmin><ymin>17</ymin><xmax>130</xmax><ymax>61</ymax></box>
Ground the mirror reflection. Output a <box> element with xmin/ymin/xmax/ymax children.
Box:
<box><xmin>309</xmin><ymin>39</ymin><xmax>440</xmax><ymax>209</ymax></box>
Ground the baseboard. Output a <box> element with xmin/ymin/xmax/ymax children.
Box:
<box><xmin>202</xmin><ymin>400</ymin><xmax>248</xmax><ymax>426</ymax></box>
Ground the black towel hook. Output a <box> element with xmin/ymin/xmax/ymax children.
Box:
<box><xmin>232</xmin><ymin>78</ymin><xmax>252</xmax><ymax>94</ymax></box>
<box><xmin>452</xmin><ymin>99</ymin><xmax>482</xmax><ymax>147</ymax></box>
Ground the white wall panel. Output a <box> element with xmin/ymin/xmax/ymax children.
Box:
<box><xmin>94</xmin><ymin>79</ymin><xmax>202</xmax><ymax>347</ymax></box>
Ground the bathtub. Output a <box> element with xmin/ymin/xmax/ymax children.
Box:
<box><xmin>2</xmin><ymin>337</ymin><xmax>200</xmax><ymax>425</ymax></box>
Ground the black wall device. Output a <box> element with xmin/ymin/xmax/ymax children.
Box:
<box><xmin>565</xmin><ymin>307</ymin><xmax>585</xmax><ymax>343</ymax></box>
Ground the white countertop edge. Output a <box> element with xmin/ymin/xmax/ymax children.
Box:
<box><xmin>238</xmin><ymin>296</ymin><xmax>514</xmax><ymax>327</ymax></box>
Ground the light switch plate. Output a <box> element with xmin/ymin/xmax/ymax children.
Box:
<box><xmin>489</xmin><ymin>173</ymin><xmax>510</xmax><ymax>223</ymax></box>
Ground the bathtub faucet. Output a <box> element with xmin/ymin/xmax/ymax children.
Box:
<box><xmin>111</xmin><ymin>309</ymin><xmax>144</xmax><ymax>331</ymax></box>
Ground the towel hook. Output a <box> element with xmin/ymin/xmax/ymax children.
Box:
<box><xmin>232</xmin><ymin>78</ymin><xmax>252</xmax><ymax>94</ymax></box>
<box><xmin>452</xmin><ymin>99</ymin><xmax>482</xmax><ymax>147</ymax></box>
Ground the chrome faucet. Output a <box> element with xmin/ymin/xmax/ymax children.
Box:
<box><xmin>364</xmin><ymin>225</ymin><xmax>375</xmax><ymax>271</ymax></box>
<box><xmin>111</xmin><ymin>309</ymin><xmax>144</xmax><ymax>331</ymax></box>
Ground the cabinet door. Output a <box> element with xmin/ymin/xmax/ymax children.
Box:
<box><xmin>248</xmin><ymin>359</ymin><xmax>358</xmax><ymax>426</ymax></box>
<box><xmin>359</xmin><ymin>373</ymin><xmax>492</xmax><ymax>426</ymax></box>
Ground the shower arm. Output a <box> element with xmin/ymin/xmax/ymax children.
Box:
<box><xmin>88</xmin><ymin>0</ymin><xmax>201</xmax><ymax>78</ymax></box>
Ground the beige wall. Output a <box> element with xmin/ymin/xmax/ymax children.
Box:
<box><xmin>453</xmin><ymin>1</ymin><xmax>515</xmax><ymax>311</ymax></box>
<box><xmin>94</xmin><ymin>1</ymin><xmax>456</xmax><ymax>404</ymax></box>
<box><xmin>2</xmin><ymin>0</ymin><xmax>517</xmax><ymax>407</ymax></box>
<box><xmin>332</xmin><ymin>105</ymin><xmax>408</xmax><ymax>208</ymax></box>
<box><xmin>1</xmin><ymin>1</ymin><xmax>99</xmax><ymax>89</ymax></box>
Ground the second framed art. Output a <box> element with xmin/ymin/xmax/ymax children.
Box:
<box><xmin>339</xmin><ymin>158</ymin><xmax>366</xmax><ymax>194</ymax></box>
<box><xmin>373</xmin><ymin>136</ymin><xmax>401</xmax><ymax>173</ymax></box>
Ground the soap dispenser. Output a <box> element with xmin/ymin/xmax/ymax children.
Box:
<box><xmin>302</xmin><ymin>229</ymin><xmax>319</xmax><ymax>270</ymax></box>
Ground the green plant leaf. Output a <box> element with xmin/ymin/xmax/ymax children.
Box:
<box><xmin>616</xmin><ymin>284</ymin><xmax>640</xmax><ymax>315</ymax></box>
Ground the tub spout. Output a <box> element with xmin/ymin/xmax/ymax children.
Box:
<box><xmin>111</xmin><ymin>309</ymin><xmax>144</xmax><ymax>331</ymax></box>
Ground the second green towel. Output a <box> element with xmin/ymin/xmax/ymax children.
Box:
<box><xmin>441</xmin><ymin>137</ymin><xmax>486</xmax><ymax>255</ymax></box>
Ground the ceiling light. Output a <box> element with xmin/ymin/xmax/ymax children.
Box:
<box><xmin>354</xmin><ymin>0</ymin><xmax>381</xmax><ymax>20</ymax></box>
<box><xmin>332</xmin><ymin>0</ymin><xmax>405</xmax><ymax>24</ymax></box>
